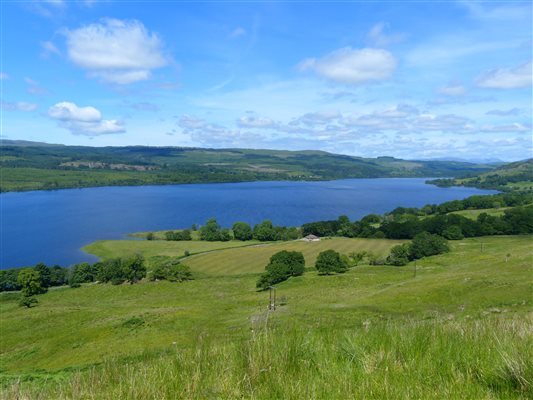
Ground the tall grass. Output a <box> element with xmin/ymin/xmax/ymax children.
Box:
<box><xmin>6</xmin><ymin>315</ymin><xmax>532</xmax><ymax>399</ymax></box>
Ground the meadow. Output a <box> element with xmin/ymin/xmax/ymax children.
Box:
<box><xmin>1</xmin><ymin>235</ymin><xmax>532</xmax><ymax>398</ymax></box>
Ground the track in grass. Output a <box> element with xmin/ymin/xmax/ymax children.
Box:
<box><xmin>183</xmin><ymin>238</ymin><xmax>406</xmax><ymax>276</ymax></box>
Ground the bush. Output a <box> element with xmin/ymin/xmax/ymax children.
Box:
<box><xmin>315</xmin><ymin>250</ymin><xmax>348</xmax><ymax>275</ymax></box>
<box><xmin>165</xmin><ymin>230</ymin><xmax>192</xmax><ymax>241</ymax></box>
<box><xmin>19</xmin><ymin>296</ymin><xmax>38</xmax><ymax>308</ymax></box>
<box><xmin>409</xmin><ymin>232</ymin><xmax>449</xmax><ymax>260</ymax></box>
<box><xmin>149</xmin><ymin>259</ymin><xmax>193</xmax><ymax>282</ymax></box>
<box><xmin>386</xmin><ymin>244</ymin><xmax>411</xmax><ymax>266</ymax></box>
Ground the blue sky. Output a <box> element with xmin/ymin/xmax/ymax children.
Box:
<box><xmin>1</xmin><ymin>0</ymin><xmax>531</xmax><ymax>161</ymax></box>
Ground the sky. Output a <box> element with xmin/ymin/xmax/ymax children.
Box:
<box><xmin>1</xmin><ymin>0</ymin><xmax>532</xmax><ymax>161</ymax></box>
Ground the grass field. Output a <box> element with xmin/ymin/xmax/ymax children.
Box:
<box><xmin>183</xmin><ymin>237</ymin><xmax>405</xmax><ymax>275</ymax></box>
<box><xmin>83</xmin><ymin>239</ymin><xmax>259</xmax><ymax>261</ymax></box>
<box><xmin>1</xmin><ymin>235</ymin><xmax>532</xmax><ymax>398</ymax></box>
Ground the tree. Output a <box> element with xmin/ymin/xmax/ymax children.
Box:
<box><xmin>409</xmin><ymin>232</ymin><xmax>449</xmax><ymax>260</ymax></box>
<box><xmin>253</xmin><ymin>220</ymin><xmax>277</xmax><ymax>241</ymax></box>
<box><xmin>269</xmin><ymin>251</ymin><xmax>305</xmax><ymax>276</ymax></box>
<box><xmin>70</xmin><ymin>262</ymin><xmax>98</xmax><ymax>285</ymax></box>
<box><xmin>256</xmin><ymin>251</ymin><xmax>306</xmax><ymax>290</ymax></box>
<box><xmin>146</xmin><ymin>232</ymin><xmax>154</xmax><ymax>241</ymax></box>
<box><xmin>386</xmin><ymin>244</ymin><xmax>410</xmax><ymax>266</ymax></box>
<box><xmin>256</xmin><ymin>263</ymin><xmax>291</xmax><ymax>291</ymax></box>
<box><xmin>50</xmin><ymin>265</ymin><xmax>68</xmax><ymax>286</ymax></box>
<box><xmin>232</xmin><ymin>222</ymin><xmax>253</xmax><ymax>241</ymax></box>
<box><xmin>122</xmin><ymin>255</ymin><xmax>146</xmax><ymax>283</ymax></box>
<box><xmin>442</xmin><ymin>225</ymin><xmax>464</xmax><ymax>240</ymax></box>
<box><xmin>315</xmin><ymin>250</ymin><xmax>348</xmax><ymax>275</ymax></box>
<box><xmin>17</xmin><ymin>268</ymin><xmax>47</xmax><ymax>297</ymax></box>
<box><xmin>34</xmin><ymin>263</ymin><xmax>51</xmax><ymax>288</ymax></box>
<box><xmin>200</xmin><ymin>218</ymin><xmax>230</xmax><ymax>241</ymax></box>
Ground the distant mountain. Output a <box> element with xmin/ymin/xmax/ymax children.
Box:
<box><xmin>1</xmin><ymin>139</ymin><xmax>64</xmax><ymax>147</ymax></box>
<box><xmin>418</xmin><ymin>156</ymin><xmax>505</xmax><ymax>164</ymax></box>
<box><xmin>0</xmin><ymin>141</ymin><xmax>500</xmax><ymax>192</ymax></box>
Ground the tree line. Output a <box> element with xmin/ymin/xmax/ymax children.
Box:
<box><xmin>1</xmin><ymin>255</ymin><xmax>193</xmax><ymax>307</ymax></box>
<box><xmin>302</xmin><ymin>193</ymin><xmax>533</xmax><ymax>240</ymax></box>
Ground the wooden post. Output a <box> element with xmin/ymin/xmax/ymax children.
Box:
<box><xmin>413</xmin><ymin>261</ymin><xmax>417</xmax><ymax>278</ymax></box>
<box><xmin>268</xmin><ymin>286</ymin><xmax>276</xmax><ymax>311</ymax></box>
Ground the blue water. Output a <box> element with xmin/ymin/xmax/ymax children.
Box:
<box><xmin>0</xmin><ymin>179</ymin><xmax>497</xmax><ymax>268</ymax></box>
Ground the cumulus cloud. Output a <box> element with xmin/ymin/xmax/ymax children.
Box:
<box><xmin>293</xmin><ymin>111</ymin><xmax>340</xmax><ymax>126</ymax></box>
<box><xmin>64</xmin><ymin>18</ymin><xmax>169</xmax><ymax>84</ymax></box>
<box><xmin>366</xmin><ymin>22</ymin><xmax>406</xmax><ymax>47</ymax></box>
<box><xmin>476</xmin><ymin>61</ymin><xmax>532</xmax><ymax>89</ymax></box>
<box><xmin>48</xmin><ymin>102</ymin><xmax>125</xmax><ymax>136</ymax></box>
<box><xmin>179</xmin><ymin>114</ymin><xmax>207</xmax><ymax>130</ymax></box>
<box><xmin>1</xmin><ymin>101</ymin><xmax>38</xmax><ymax>112</ymax></box>
<box><xmin>438</xmin><ymin>83</ymin><xmax>466</xmax><ymax>96</ymax></box>
<box><xmin>297</xmin><ymin>47</ymin><xmax>396</xmax><ymax>84</ymax></box>
<box><xmin>485</xmin><ymin>108</ymin><xmax>523</xmax><ymax>116</ymax></box>
<box><xmin>237</xmin><ymin>115</ymin><xmax>277</xmax><ymax>129</ymax></box>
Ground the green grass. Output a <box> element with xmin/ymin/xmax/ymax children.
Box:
<box><xmin>1</xmin><ymin>236</ymin><xmax>532</xmax><ymax>398</ymax></box>
<box><xmin>83</xmin><ymin>239</ymin><xmax>259</xmax><ymax>261</ymax></box>
<box><xmin>450</xmin><ymin>207</ymin><xmax>510</xmax><ymax>219</ymax></box>
<box><xmin>183</xmin><ymin>237</ymin><xmax>405</xmax><ymax>275</ymax></box>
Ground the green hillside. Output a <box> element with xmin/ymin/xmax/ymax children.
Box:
<box><xmin>1</xmin><ymin>235</ymin><xmax>531</xmax><ymax>398</ymax></box>
<box><xmin>0</xmin><ymin>141</ymin><xmax>496</xmax><ymax>192</ymax></box>
<box><xmin>429</xmin><ymin>159</ymin><xmax>533</xmax><ymax>191</ymax></box>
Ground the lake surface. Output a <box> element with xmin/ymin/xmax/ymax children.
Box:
<box><xmin>0</xmin><ymin>179</ymin><xmax>497</xmax><ymax>268</ymax></box>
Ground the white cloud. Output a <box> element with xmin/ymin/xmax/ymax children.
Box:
<box><xmin>41</xmin><ymin>41</ymin><xmax>60</xmax><ymax>58</ymax></box>
<box><xmin>1</xmin><ymin>101</ymin><xmax>38</xmax><ymax>112</ymax></box>
<box><xmin>366</xmin><ymin>22</ymin><xmax>406</xmax><ymax>47</ymax></box>
<box><xmin>476</xmin><ymin>61</ymin><xmax>532</xmax><ymax>89</ymax></box>
<box><xmin>438</xmin><ymin>83</ymin><xmax>466</xmax><ymax>96</ymax></box>
<box><xmin>237</xmin><ymin>115</ymin><xmax>277</xmax><ymax>129</ymax></box>
<box><xmin>480</xmin><ymin>123</ymin><xmax>531</xmax><ymax>133</ymax></box>
<box><xmin>486</xmin><ymin>108</ymin><xmax>522</xmax><ymax>116</ymax></box>
<box><xmin>179</xmin><ymin>114</ymin><xmax>207</xmax><ymax>130</ymax></box>
<box><xmin>229</xmin><ymin>27</ymin><xmax>246</xmax><ymax>39</ymax></box>
<box><xmin>48</xmin><ymin>101</ymin><xmax>125</xmax><ymax>136</ymax></box>
<box><xmin>298</xmin><ymin>47</ymin><xmax>396</xmax><ymax>84</ymax></box>
<box><xmin>0</xmin><ymin>72</ymin><xmax>9</xmax><ymax>80</ymax></box>
<box><xmin>64</xmin><ymin>18</ymin><xmax>169</xmax><ymax>84</ymax></box>
<box><xmin>25</xmin><ymin>78</ymin><xmax>48</xmax><ymax>95</ymax></box>
<box><xmin>294</xmin><ymin>111</ymin><xmax>340</xmax><ymax>126</ymax></box>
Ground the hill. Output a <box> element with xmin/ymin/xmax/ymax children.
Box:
<box><xmin>429</xmin><ymin>159</ymin><xmax>533</xmax><ymax>192</ymax></box>
<box><xmin>1</xmin><ymin>235</ymin><xmax>532</xmax><ymax>398</ymax></box>
<box><xmin>0</xmin><ymin>141</ymin><xmax>496</xmax><ymax>192</ymax></box>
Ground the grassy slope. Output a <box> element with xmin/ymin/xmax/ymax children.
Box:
<box><xmin>430</xmin><ymin>158</ymin><xmax>533</xmax><ymax>191</ymax></box>
<box><xmin>84</xmin><ymin>237</ymin><xmax>405</xmax><ymax>276</ymax></box>
<box><xmin>1</xmin><ymin>236</ymin><xmax>532</xmax><ymax>398</ymax></box>
<box><xmin>83</xmin><ymin>239</ymin><xmax>256</xmax><ymax>261</ymax></box>
<box><xmin>183</xmin><ymin>238</ymin><xmax>404</xmax><ymax>275</ymax></box>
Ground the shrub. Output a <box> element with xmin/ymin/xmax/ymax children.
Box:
<box><xmin>19</xmin><ymin>296</ymin><xmax>38</xmax><ymax>308</ymax></box>
<box><xmin>409</xmin><ymin>232</ymin><xmax>449</xmax><ymax>260</ymax></box>
<box><xmin>149</xmin><ymin>259</ymin><xmax>193</xmax><ymax>282</ymax></box>
<box><xmin>386</xmin><ymin>244</ymin><xmax>411</xmax><ymax>266</ymax></box>
<box><xmin>315</xmin><ymin>250</ymin><xmax>348</xmax><ymax>275</ymax></box>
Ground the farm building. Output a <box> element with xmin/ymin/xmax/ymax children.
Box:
<box><xmin>302</xmin><ymin>234</ymin><xmax>320</xmax><ymax>242</ymax></box>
